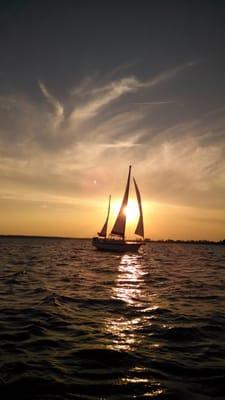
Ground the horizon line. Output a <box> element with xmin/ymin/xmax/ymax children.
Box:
<box><xmin>0</xmin><ymin>234</ymin><xmax>224</xmax><ymax>244</ymax></box>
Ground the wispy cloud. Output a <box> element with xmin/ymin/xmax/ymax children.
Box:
<box><xmin>38</xmin><ymin>80</ymin><xmax>64</xmax><ymax>123</ymax></box>
<box><xmin>69</xmin><ymin>61</ymin><xmax>197</xmax><ymax>123</ymax></box>
<box><xmin>134</xmin><ymin>100</ymin><xmax>178</xmax><ymax>106</ymax></box>
<box><xmin>69</xmin><ymin>77</ymin><xmax>141</xmax><ymax>121</ymax></box>
<box><xmin>146</xmin><ymin>61</ymin><xmax>198</xmax><ymax>88</ymax></box>
<box><xmin>0</xmin><ymin>61</ymin><xmax>224</xmax><ymax>216</ymax></box>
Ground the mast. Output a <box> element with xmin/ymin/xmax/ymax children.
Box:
<box><xmin>110</xmin><ymin>165</ymin><xmax>131</xmax><ymax>240</ymax></box>
<box><xmin>98</xmin><ymin>195</ymin><xmax>111</xmax><ymax>237</ymax></box>
<box><xmin>133</xmin><ymin>177</ymin><xmax>144</xmax><ymax>239</ymax></box>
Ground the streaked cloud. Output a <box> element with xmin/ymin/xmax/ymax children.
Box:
<box><xmin>0</xmin><ymin>61</ymin><xmax>225</xmax><ymax>239</ymax></box>
<box><xmin>38</xmin><ymin>80</ymin><xmax>64</xmax><ymax>124</ymax></box>
<box><xmin>145</xmin><ymin>61</ymin><xmax>197</xmax><ymax>88</ymax></box>
<box><xmin>69</xmin><ymin>77</ymin><xmax>141</xmax><ymax>121</ymax></box>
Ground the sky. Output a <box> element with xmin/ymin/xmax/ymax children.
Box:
<box><xmin>0</xmin><ymin>0</ymin><xmax>225</xmax><ymax>240</ymax></box>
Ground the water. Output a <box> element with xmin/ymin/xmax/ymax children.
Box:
<box><xmin>0</xmin><ymin>237</ymin><xmax>225</xmax><ymax>399</ymax></box>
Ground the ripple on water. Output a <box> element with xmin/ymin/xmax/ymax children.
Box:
<box><xmin>0</xmin><ymin>238</ymin><xmax>225</xmax><ymax>399</ymax></box>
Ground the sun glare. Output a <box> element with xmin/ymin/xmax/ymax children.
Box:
<box><xmin>112</xmin><ymin>199</ymin><xmax>139</xmax><ymax>223</ymax></box>
<box><xmin>124</xmin><ymin>200</ymin><xmax>139</xmax><ymax>222</ymax></box>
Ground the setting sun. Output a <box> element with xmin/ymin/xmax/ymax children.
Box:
<box><xmin>107</xmin><ymin>197</ymin><xmax>140</xmax><ymax>239</ymax></box>
<box><xmin>124</xmin><ymin>200</ymin><xmax>139</xmax><ymax>222</ymax></box>
<box><xmin>112</xmin><ymin>199</ymin><xmax>139</xmax><ymax>224</ymax></box>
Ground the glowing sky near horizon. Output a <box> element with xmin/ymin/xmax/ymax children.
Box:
<box><xmin>0</xmin><ymin>1</ymin><xmax>225</xmax><ymax>240</ymax></box>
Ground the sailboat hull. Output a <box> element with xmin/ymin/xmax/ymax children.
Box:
<box><xmin>92</xmin><ymin>237</ymin><xmax>143</xmax><ymax>252</ymax></box>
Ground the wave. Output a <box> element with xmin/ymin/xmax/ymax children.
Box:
<box><xmin>0</xmin><ymin>238</ymin><xmax>225</xmax><ymax>400</ymax></box>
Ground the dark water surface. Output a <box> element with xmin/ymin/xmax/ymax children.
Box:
<box><xmin>0</xmin><ymin>237</ymin><xmax>225</xmax><ymax>399</ymax></box>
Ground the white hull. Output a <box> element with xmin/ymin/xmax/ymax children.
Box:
<box><xmin>92</xmin><ymin>237</ymin><xmax>143</xmax><ymax>252</ymax></box>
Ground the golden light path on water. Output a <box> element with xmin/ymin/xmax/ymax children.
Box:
<box><xmin>104</xmin><ymin>253</ymin><xmax>164</xmax><ymax>397</ymax></box>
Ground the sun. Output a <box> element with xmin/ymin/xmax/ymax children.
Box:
<box><xmin>112</xmin><ymin>199</ymin><xmax>139</xmax><ymax>223</ymax></box>
<box><xmin>124</xmin><ymin>199</ymin><xmax>139</xmax><ymax>222</ymax></box>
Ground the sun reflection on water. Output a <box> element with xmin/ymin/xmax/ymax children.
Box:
<box><xmin>113</xmin><ymin>253</ymin><xmax>148</xmax><ymax>306</ymax></box>
<box><xmin>105</xmin><ymin>253</ymin><xmax>157</xmax><ymax>352</ymax></box>
<box><xmin>104</xmin><ymin>253</ymin><xmax>164</xmax><ymax>396</ymax></box>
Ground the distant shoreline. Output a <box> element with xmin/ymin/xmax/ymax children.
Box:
<box><xmin>0</xmin><ymin>234</ymin><xmax>224</xmax><ymax>245</ymax></box>
<box><xmin>145</xmin><ymin>239</ymin><xmax>225</xmax><ymax>245</ymax></box>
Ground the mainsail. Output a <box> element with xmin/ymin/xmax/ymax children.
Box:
<box><xmin>110</xmin><ymin>165</ymin><xmax>131</xmax><ymax>239</ymax></box>
<box><xmin>133</xmin><ymin>177</ymin><xmax>144</xmax><ymax>238</ymax></box>
<box><xmin>98</xmin><ymin>195</ymin><xmax>111</xmax><ymax>237</ymax></box>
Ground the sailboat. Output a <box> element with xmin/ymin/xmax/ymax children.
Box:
<box><xmin>92</xmin><ymin>165</ymin><xmax>145</xmax><ymax>252</ymax></box>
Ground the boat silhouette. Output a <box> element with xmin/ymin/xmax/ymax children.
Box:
<box><xmin>92</xmin><ymin>165</ymin><xmax>144</xmax><ymax>252</ymax></box>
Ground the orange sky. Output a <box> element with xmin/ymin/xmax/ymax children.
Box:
<box><xmin>1</xmin><ymin>183</ymin><xmax>224</xmax><ymax>240</ymax></box>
